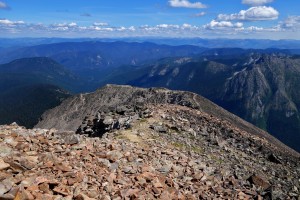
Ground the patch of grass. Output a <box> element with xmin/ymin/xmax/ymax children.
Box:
<box><xmin>188</xmin><ymin>134</ymin><xmax>196</xmax><ymax>140</ymax></box>
<box><xmin>116</xmin><ymin>133</ymin><xmax>127</xmax><ymax>140</ymax></box>
<box><xmin>117</xmin><ymin>130</ymin><xmax>142</xmax><ymax>143</ymax></box>
<box><xmin>172</xmin><ymin>142</ymin><xmax>204</xmax><ymax>154</ymax></box>
<box><xmin>210</xmin><ymin>154</ymin><xmax>223</xmax><ymax>164</ymax></box>
<box><xmin>191</xmin><ymin>146</ymin><xmax>204</xmax><ymax>154</ymax></box>
<box><xmin>139</xmin><ymin>118</ymin><xmax>148</xmax><ymax>123</ymax></box>
<box><xmin>172</xmin><ymin>142</ymin><xmax>185</xmax><ymax>149</ymax></box>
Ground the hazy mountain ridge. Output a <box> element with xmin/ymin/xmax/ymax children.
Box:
<box><xmin>0</xmin><ymin>41</ymin><xmax>208</xmax><ymax>90</ymax></box>
<box><xmin>0</xmin><ymin>57</ymin><xmax>79</xmax><ymax>91</ymax></box>
<box><xmin>2</xmin><ymin>37</ymin><xmax>300</xmax><ymax>49</ymax></box>
<box><xmin>0</xmin><ymin>41</ymin><xmax>206</xmax><ymax>68</ymax></box>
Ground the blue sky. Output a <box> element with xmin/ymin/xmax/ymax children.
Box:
<box><xmin>0</xmin><ymin>0</ymin><xmax>300</xmax><ymax>39</ymax></box>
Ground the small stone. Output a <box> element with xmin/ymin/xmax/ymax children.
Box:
<box><xmin>153</xmin><ymin>177</ymin><xmax>164</xmax><ymax>188</ymax></box>
<box><xmin>58</xmin><ymin>131</ymin><xmax>80</xmax><ymax>145</ymax></box>
<box><xmin>55</xmin><ymin>163</ymin><xmax>72</xmax><ymax>172</ymax></box>
<box><xmin>98</xmin><ymin>158</ymin><xmax>111</xmax><ymax>168</ymax></box>
<box><xmin>4</xmin><ymin>137</ymin><xmax>18</xmax><ymax>147</ymax></box>
<box><xmin>150</xmin><ymin>124</ymin><xmax>167</xmax><ymax>133</ymax></box>
<box><xmin>0</xmin><ymin>159</ymin><xmax>10</xmax><ymax>171</ymax></box>
<box><xmin>157</xmin><ymin>165</ymin><xmax>171</xmax><ymax>174</ymax></box>
<box><xmin>34</xmin><ymin>176</ymin><xmax>49</xmax><ymax>185</ymax></box>
<box><xmin>20</xmin><ymin>178</ymin><xmax>35</xmax><ymax>188</ymax></box>
<box><xmin>0</xmin><ymin>145</ymin><xmax>12</xmax><ymax>157</ymax></box>
<box><xmin>152</xmin><ymin>187</ymin><xmax>160</xmax><ymax>195</ymax></box>
<box><xmin>103</xmin><ymin>116</ymin><xmax>114</xmax><ymax>125</ymax></box>
<box><xmin>7</xmin><ymin>162</ymin><xmax>25</xmax><ymax>173</ymax></box>
<box><xmin>109</xmin><ymin>162</ymin><xmax>119</xmax><ymax>171</ymax></box>
<box><xmin>14</xmin><ymin>189</ymin><xmax>34</xmax><ymax>200</ymax></box>
<box><xmin>247</xmin><ymin>175</ymin><xmax>271</xmax><ymax>190</ymax></box>
<box><xmin>10</xmin><ymin>122</ymin><xmax>18</xmax><ymax>126</ymax></box>
<box><xmin>0</xmin><ymin>193</ymin><xmax>15</xmax><ymax>200</ymax></box>
<box><xmin>39</xmin><ymin>183</ymin><xmax>51</xmax><ymax>194</ymax></box>
<box><xmin>106</xmin><ymin>151</ymin><xmax>122</xmax><ymax>162</ymax></box>
<box><xmin>19</xmin><ymin>159</ymin><xmax>35</xmax><ymax>170</ymax></box>
<box><xmin>0</xmin><ymin>179</ymin><xmax>14</xmax><ymax>195</ymax></box>
<box><xmin>26</xmin><ymin>185</ymin><xmax>39</xmax><ymax>192</ymax></box>
<box><xmin>123</xmin><ymin>166</ymin><xmax>133</xmax><ymax>174</ymax></box>
<box><xmin>53</xmin><ymin>185</ymin><xmax>70</xmax><ymax>196</ymax></box>
<box><xmin>75</xmin><ymin>193</ymin><xmax>97</xmax><ymax>200</ymax></box>
<box><xmin>136</xmin><ymin>176</ymin><xmax>146</xmax><ymax>185</ymax></box>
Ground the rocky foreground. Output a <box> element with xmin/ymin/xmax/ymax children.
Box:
<box><xmin>0</xmin><ymin>102</ymin><xmax>300</xmax><ymax>199</ymax></box>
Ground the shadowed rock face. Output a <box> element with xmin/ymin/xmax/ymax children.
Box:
<box><xmin>36</xmin><ymin>84</ymin><xmax>299</xmax><ymax>158</ymax></box>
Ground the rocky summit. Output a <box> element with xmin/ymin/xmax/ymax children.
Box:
<box><xmin>0</xmin><ymin>85</ymin><xmax>299</xmax><ymax>199</ymax></box>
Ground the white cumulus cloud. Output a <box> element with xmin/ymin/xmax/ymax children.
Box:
<box><xmin>68</xmin><ymin>22</ymin><xmax>77</xmax><ymax>27</ymax></box>
<box><xmin>157</xmin><ymin>24</ymin><xmax>180</xmax><ymax>29</ymax></box>
<box><xmin>0</xmin><ymin>19</ymin><xmax>25</xmax><ymax>25</ymax></box>
<box><xmin>93</xmin><ymin>22</ymin><xmax>108</xmax><ymax>26</ymax></box>
<box><xmin>242</xmin><ymin>0</ymin><xmax>273</xmax><ymax>6</ymax></box>
<box><xmin>204</xmin><ymin>20</ymin><xmax>243</xmax><ymax>29</ymax></box>
<box><xmin>169</xmin><ymin>0</ymin><xmax>207</xmax><ymax>9</ymax></box>
<box><xmin>217</xmin><ymin>6</ymin><xmax>279</xmax><ymax>21</ymax></box>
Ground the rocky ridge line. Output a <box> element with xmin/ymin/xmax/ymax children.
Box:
<box><xmin>36</xmin><ymin>84</ymin><xmax>300</xmax><ymax>158</ymax></box>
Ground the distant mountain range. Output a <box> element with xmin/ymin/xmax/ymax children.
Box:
<box><xmin>0</xmin><ymin>41</ymin><xmax>299</xmax><ymax>92</ymax></box>
<box><xmin>0</xmin><ymin>40</ymin><xmax>300</xmax><ymax>152</ymax></box>
<box><xmin>0</xmin><ymin>41</ymin><xmax>207</xmax><ymax>90</ymax></box>
<box><xmin>2</xmin><ymin>37</ymin><xmax>300</xmax><ymax>49</ymax></box>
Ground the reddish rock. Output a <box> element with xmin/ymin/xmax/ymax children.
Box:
<box><xmin>53</xmin><ymin>185</ymin><xmax>71</xmax><ymax>196</ymax></box>
<box><xmin>247</xmin><ymin>175</ymin><xmax>271</xmax><ymax>190</ymax></box>
<box><xmin>0</xmin><ymin>159</ymin><xmax>10</xmax><ymax>171</ymax></box>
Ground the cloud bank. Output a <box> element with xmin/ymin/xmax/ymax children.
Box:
<box><xmin>0</xmin><ymin>16</ymin><xmax>299</xmax><ymax>39</ymax></box>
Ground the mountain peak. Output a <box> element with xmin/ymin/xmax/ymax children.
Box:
<box><xmin>36</xmin><ymin>85</ymin><xmax>299</xmax><ymax>157</ymax></box>
<box><xmin>1</xmin><ymin>84</ymin><xmax>294</xmax><ymax>199</ymax></box>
